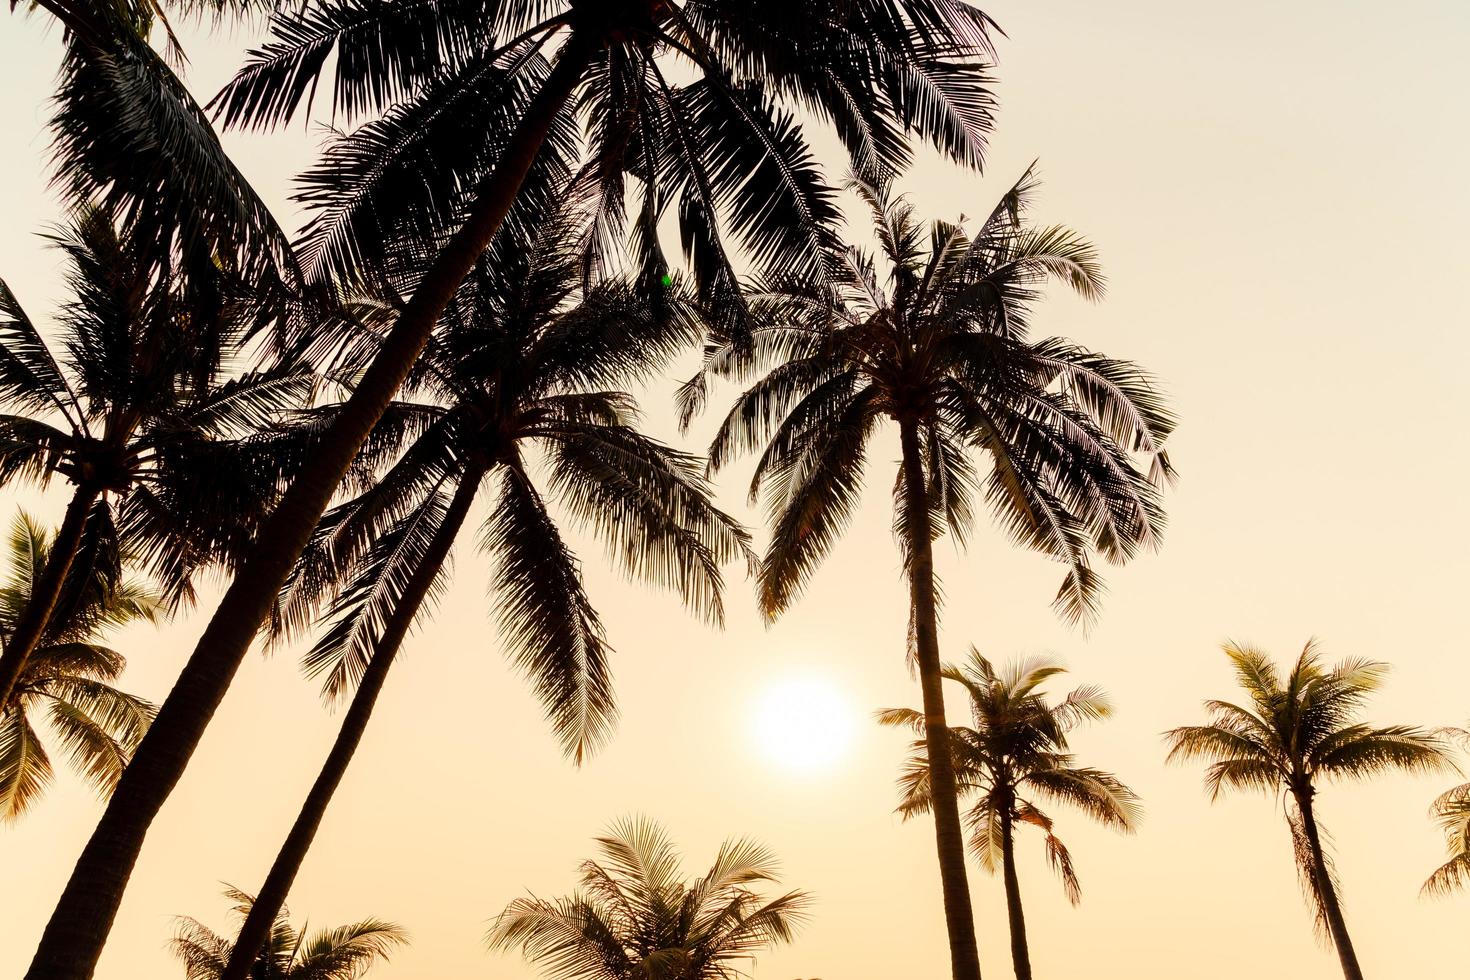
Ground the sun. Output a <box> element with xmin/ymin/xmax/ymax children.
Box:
<box><xmin>750</xmin><ymin>676</ymin><xmax>858</xmax><ymax>774</ymax></box>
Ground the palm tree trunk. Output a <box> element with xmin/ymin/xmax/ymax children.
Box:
<box><xmin>0</xmin><ymin>486</ymin><xmax>99</xmax><ymax>709</ymax></box>
<box><xmin>219</xmin><ymin>466</ymin><xmax>485</xmax><ymax>980</ymax></box>
<box><xmin>998</xmin><ymin>803</ymin><xmax>1033</xmax><ymax>980</ymax></box>
<box><xmin>1296</xmin><ymin>790</ymin><xmax>1366</xmax><ymax>980</ymax></box>
<box><xmin>898</xmin><ymin>418</ymin><xmax>983</xmax><ymax>980</ymax></box>
<box><xmin>23</xmin><ymin>38</ymin><xmax>595</xmax><ymax>980</ymax></box>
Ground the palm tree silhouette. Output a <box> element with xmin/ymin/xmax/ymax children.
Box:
<box><xmin>1165</xmin><ymin>641</ymin><xmax>1453</xmax><ymax>980</ymax></box>
<box><xmin>218</xmin><ymin>200</ymin><xmax>750</xmax><ymax>978</ymax></box>
<box><xmin>880</xmin><ymin>650</ymin><xmax>1139</xmax><ymax>980</ymax></box>
<box><xmin>0</xmin><ymin>210</ymin><xmax>311</xmax><ymax>709</ymax></box>
<box><xmin>0</xmin><ymin>512</ymin><xmax>158</xmax><ymax>821</ymax></box>
<box><xmin>172</xmin><ymin>887</ymin><xmax>405</xmax><ymax>979</ymax></box>
<box><xmin>489</xmin><ymin>817</ymin><xmax>809</xmax><ymax>980</ymax></box>
<box><xmin>694</xmin><ymin>171</ymin><xmax>1172</xmax><ymax>976</ymax></box>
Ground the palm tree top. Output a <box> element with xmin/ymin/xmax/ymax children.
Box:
<box><xmin>881</xmin><ymin>649</ymin><xmax>1140</xmax><ymax>902</ymax></box>
<box><xmin>490</xmin><ymin>816</ymin><xmax>810</xmax><ymax>980</ymax></box>
<box><xmin>172</xmin><ymin>886</ymin><xmax>407</xmax><ymax>979</ymax></box>
<box><xmin>693</xmin><ymin>170</ymin><xmax>1175</xmax><ymax>625</ymax></box>
<box><xmin>1165</xmin><ymin>640</ymin><xmax>1455</xmax><ymax>800</ymax></box>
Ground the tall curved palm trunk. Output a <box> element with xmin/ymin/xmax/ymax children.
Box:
<box><xmin>24</xmin><ymin>42</ymin><xmax>594</xmax><ymax>980</ymax></box>
<box><xmin>1296</xmin><ymin>789</ymin><xmax>1365</xmax><ymax>980</ymax></box>
<box><xmin>997</xmin><ymin>803</ymin><xmax>1032</xmax><ymax>980</ymax></box>
<box><xmin>898</xmin><ymin>420</ymin><xmax>982</xmax><ymax>980</ymax></box>
<box><xmin>218</xmin><ymin>464</ymin><xmax>484</xmax><ymax>980</ymax></box>
<box><xmin>0</xmin><ymin>486</ymin><xmax>98</xmax><ymax>707</ymax></box>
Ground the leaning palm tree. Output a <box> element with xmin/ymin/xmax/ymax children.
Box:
<box><xmin>489</xmin><ymin>817</ymin><xmax>809</xmax><ymax>980</ymax></box>
<box><xmin>216</xmin><ymin>201</ymin><xmax>751</xmax><ymax>979</ymax></box>
<box><xmin>695</xmin><ymin>171</ymin><xmax>1172</xmax><ymax>978</ymax></box>
<box><xmin>31</xmin><ymin>11</ymin><xmax>1003</xmax><ymax>977</ymax></box>
<box><xmin>0</xmin><ymin>209</ymin><xmax>312</xmax><ymax>711</ymax></box>
<box><xmin>172</xmin><ymin>887</ymin><xmax>405</xmax><ymax>979</ymax></box>
<box><xmin>1165</xmin><ymin>641</ymin><xmax>1452</xmax><ymax>980</ymax></box>
<box><xmin>880</xmin><ymin>651</ymin><xmax>1139</xmax><ymax>980</ymax></box>
<box><xmin>1</xmin><ymin>512</ymin><xmax>159</xmax><ymax>821</ymax></box>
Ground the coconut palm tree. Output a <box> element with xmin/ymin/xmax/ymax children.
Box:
<box><xmin>879</xmin><ymin>651</ymin><xmax>1139</xmax><ymax>980</ymax></box>
<box><xmin>0</xmin><ymin>210</ymin><xmax>312</xmax><ymax>712</ymax></box>
<box><xmin>35</xmin><ymin>10</ymin><xmax>1005</xmax><ymax>976</ymax></box>
<box><xmin>488</xmin><ymin>817</ymin><xmax>809</xmax><ymax>980</ymax></box>
<box><xmin>172</xmin><ymin>887</ymin><xmax>405</xmax><ymax>979</ymax></box>
<box><xmin>1421</xmin><ymin>728</ymin><xmax>1470</xmax><ymax>899</ymax></box>
<box><xmin>1</xmin><ymin>512</ymin><xmax>159</xmax><ymax>821</ymax></box>
<box><xmin>216</xmin><ymin>201</ymin><xmax>751</xmax><ymax>979</ymax></box>
<box><xmin>694</xmin><ymin>171</ymin><xmax>1173</xmax><ymax>979</ymax></box>
<box><xmin>1165</xmin><ymin>641</ymin><xmax>1453</xmax><ymax>980</ymax></box>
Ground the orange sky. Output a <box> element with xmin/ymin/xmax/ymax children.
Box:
<box><xmin>2</xmin><ymin>2</ymin><xmax>1469</xmax><ymax>978</ymax></box>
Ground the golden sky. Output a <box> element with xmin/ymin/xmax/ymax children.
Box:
<box><xmin>3</xmin><ymin>2</ymin><xmax>1469</xmax><ymax>977</ymax></box>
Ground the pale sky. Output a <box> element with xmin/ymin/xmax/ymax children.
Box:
<box><xmin>3</xmin><ymin>2</ymin><xmax>1469</xmax><ymax>978</ymax></box>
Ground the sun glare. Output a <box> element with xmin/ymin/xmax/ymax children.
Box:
<box><xmin>751</xmin><ymin>677</ymin><xmax>858</xmax><ymax>774</ymax></box>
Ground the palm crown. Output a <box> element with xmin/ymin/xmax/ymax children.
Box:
<box><xmin>171</xmin><ymin>887</ymin><xmax>406</xmax><ymax>979</ymax></box>
<box><xmin>0</xmin><ymin>512</ymin><xmax>159</xmax><ymax>820</ymax></box>
<box><xmin>488</xmin><ymin>817</ymin><xmax>810</xmax><ymax>980</ymax></box>
<box><xmin>213</xmin><ymin>0</ymin><xmax>998</xmax><ymax>309</ymax></box>
<box><xmin>0</xmin><ymin>209</ymin><xmax>313</xmax><ymax>608</ymax></box>
<box><xmin>1424</xmin><ymin>751</ymin><xmax>1470</xmax><ymax>898</ymax></box>
<box><xmin>695</xmin><ymin>170</ymin><xmax>1175</xmax><ymax>625</ymax></box>
<box><xmin>882</xmin><ymin>651</ymin><xmax>1140</xmax><ymax>901</ymax></box>
<box><xmin>273</xmin><ymin>201</ymin><xmax>750</xmax><ymax>761</ymax></box>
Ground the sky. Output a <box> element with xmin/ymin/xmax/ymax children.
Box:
<box><xmin>2</xmin><ymin>2</ymin><xmax>1470</xmax><ymax>978</ymax></box>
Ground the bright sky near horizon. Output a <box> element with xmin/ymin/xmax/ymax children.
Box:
<box><xmin>3</xmin><ymin>2</ymin><xmax>1469</xmax><ymax>978</ymax></box>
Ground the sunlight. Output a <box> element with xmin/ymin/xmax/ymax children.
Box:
<box><xmin>751</xmin><ymin>676</ymin><xmax>858</xmax><ymax>774</ymax></box>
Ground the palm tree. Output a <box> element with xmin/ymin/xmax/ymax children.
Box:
<box><xmin>172</xmin><ymin>887</ymin><xmax>405</xmax><ymax>979</ymax></box>
<box><xmin>488</xmin><ymin>817</ymin><xmax>809</xmax><ymax>980</ymax></box>
<box><xmin>1421</xmin><ymin>728</ymin><xmax>1470</xmax><ymax>898</ymax></box>
<box><xmin>694</xmin><ymin>171</ymin><xmax>1173</xmax><ymax>979</ymax></box>
<box><xmin>217</xmin><ymin>202</ymin><xmax>751</xmax><ymax>979</ymax></box>
<box><xmin>1</xmin><ymin>512</ymin><xmax>159</xmax><ymax>821</ymax></box>
<box><xmin>879</xmin><ymin>651</ymin><xmax>1139</xmax><ymax>980</ymax></box>
<box><xmin>0</xmin><ymin>210</ymin><xmax>312</xmax><ymax>711</ymax></box>
<box><xmin>34</xmin><ymin>10</ymin><xmax>1006</xmax><ymax>975</ymax></box>
<box><xmin>1165</xmin><ymin>641</ymin><xmax>1453</xmax><ymax>980</ymax></box>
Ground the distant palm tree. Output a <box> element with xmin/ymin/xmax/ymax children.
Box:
<box><xmin>1165</xmin><ymin>641</ymin><xmax>1452</xmax><ymax>980</ymax></box>
<box><xmin>880</xmin><ymin>650</ymin><xmax>1139</xmax><ymax>980</ymax></box>
<box><xmin>38</xmin><ymin>6</ymin><xmax>1004</xmax><ymax>976</ymax></box>
<box><xmin>216</xmin><ymin>202</ymin><xmax>751</xmax><ymax>979</ymax></box>
<box><xmin>489</xmin><ymin>817</ymin><xmax>809</xmax><ymax>980</ymax></box>
<box><xmin>0</xmin><ymin>209</ymin><xmax>312</xmax><ymax>710</ymax></box>
<box><xmin>172</xmin><ymin>887</ymin><xmax>405</xmax><ymax>979</ymax></box>
<box><xmin>1</xmin><ymin>512</ymin><xmax>158</xmax><ymax>821</ymax></box>
<box><xmin>1422</xmin><ymin>728</ymin><xmax>1470</xmax><ymax>898</ymax></box>
<box><xmin>696</xmin><ymin>171</ymin><xmax>1172</xmax><ymax>976</ymax></box>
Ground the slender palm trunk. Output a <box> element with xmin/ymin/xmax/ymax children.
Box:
<box><xmin>220</xmin><ymin>466</ymin><xmax>485</xmax><ymax>980</ymax></box>
<box><xmin>1295</xmin><ymin>789</ymin><xmax>1365</xmax><ymax>980</ymax></box>
<box><xmin>24</xmin><ymin>38</ymin><xmax>595</xmax><ymax>980</ymax></box>
<box><xmin>998</xmin><ymin>803</ymin><xmax>1033</xmax><ymax>980</ymax></box>
<box><xmin>0</xmin><ymin>486</ymin><xmax>99</xmax><ymax>709</ymax></box>
<box><xmin>898</xmin><ymin>418</ymin><xmax>983</xmax><ymax>980</ymax></box>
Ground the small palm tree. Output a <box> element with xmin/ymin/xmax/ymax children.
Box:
<box><xmin>880</xmin><ymin>650</ymin><xmax>1139</xmax><ymax>980</ymax></box>
<box><xmin>695</xmin><ymin>171</ymin><xmax>1172</xmax><ymax>978</ymax></box>
<box><xmin>0</xmin><ymin>209</ymin><xmax>312</xmax><ymax>709</ymax></box>
<box><xmin>1165</xmin><ymin>641</ymin><xmax>1453</xmax><ymax>980</ymax></box>
<box><xmin>172</xmin><ymin>887</ymin><xmax>405</xmax><ymax>979</ymax></box>
<box><xmin>489</xmin><ymin>817</ymin><xmax>810</xmax><ymax>980</ymax></box>
<box><xmin>216</xmin><ymin>201</ymin><xmax>751</xmax><ymax>979</ymax></box>
<box><xmin>0</xmin><ymin>512</ymin><xmax>158</xmax><ymax>821</ymax></box>
<box><xmin>1422</xmin><ymin>728</ymin><xmax>1470</xmax><ymax>898</ymax></box>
